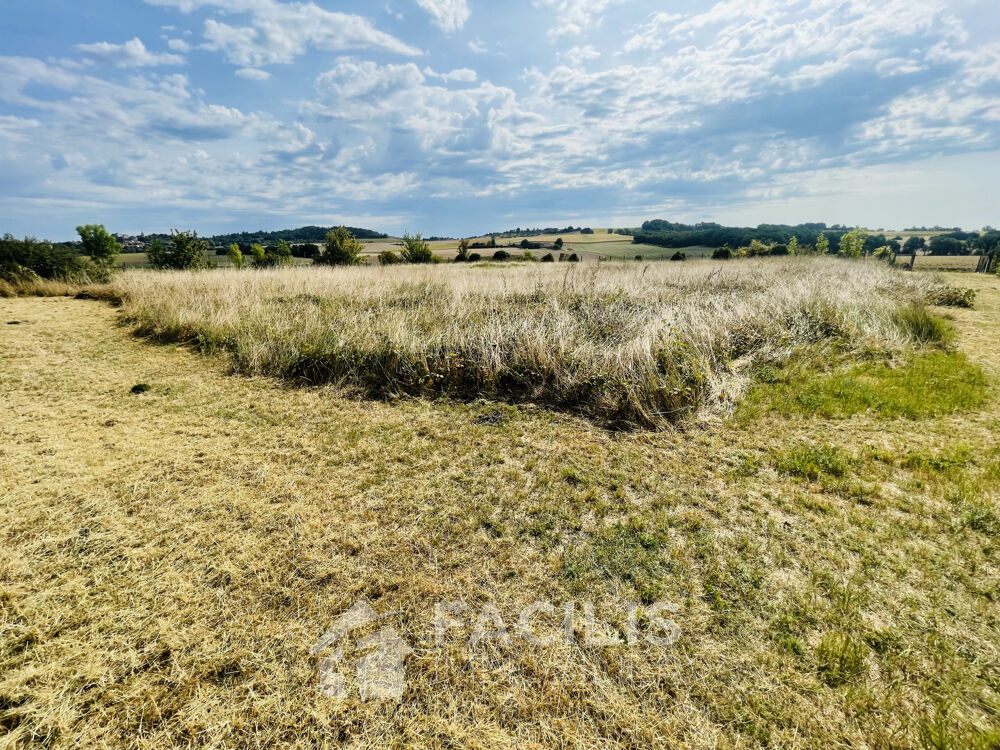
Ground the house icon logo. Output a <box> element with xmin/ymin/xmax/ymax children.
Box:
<box><xmin>312</xmin><ymin>601</ymin><xmax>413</xmax><ymax>701</ymax></box>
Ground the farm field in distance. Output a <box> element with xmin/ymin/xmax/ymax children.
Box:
<box><xmin>1</xmin><ymin>261</ymin><xmax>998</xmax><ymax>748</ymax></box>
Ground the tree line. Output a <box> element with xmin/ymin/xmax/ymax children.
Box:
<box><xmin>632</xmin><ymin>220</ymin><xmax>1000</xmax><ymax>257</ymax></box>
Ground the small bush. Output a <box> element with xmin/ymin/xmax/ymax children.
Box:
<box><xmin>492</xmin><ymin>250</ymin><xmax>511</xmax><ymax>261</ymax></box>
<box><xmin>567</xmin><ymin>253</ymin><xmax>580</xmax><ymax>263</ymax></box>
<box><xmin>379</xmin><ymin>251</ymin><xmax>402</xmax><ymax>265</ymax></box>
<box><xmin>541</xmin><ymin>253</ymin><xmax>555</xmax><ymax>263</ymax></box>
<box><xmin>670</xmin><ymin>251</ymin><xmax>686</xmax><ymax>261</ymax></box>
<box><xmin>401</xmin><ymin>233</ymin><xmax>433</xmax><ymax>264</ymax></box>
<box><xmin>712</xmin><ymin>247</ymin><xmax>732</xmax><ymax>260</ymax></box>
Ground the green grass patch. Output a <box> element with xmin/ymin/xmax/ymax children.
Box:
<box><xmin>774</xmin><ymin>445</ymin><xmax>850</xmax><ymax>480</ymax></box>
<box><xmin>746</xmin><ymin>351</ymin><xmax>989</xmax><ymax>420</ymax></box>
<box><xmin>562</xmin><ymin>520</ymin><xmax>669</xmax><ymax>603</ymax></box>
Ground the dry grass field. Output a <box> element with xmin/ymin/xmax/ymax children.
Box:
<box><xmin>1</xmin><ymin>266</ymin><xmax>998</xmax><ymax>748</ymax></box>
<box><xmin>108</xmin><ymin>259</ymin><xmax>960</xmax><ymax>429</ymax></box>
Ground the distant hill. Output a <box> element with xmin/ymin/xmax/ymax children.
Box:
<box><xmin>208</xmin><ymin>225</ymin><xmax>388</xmax><ymax>246</ymax></box>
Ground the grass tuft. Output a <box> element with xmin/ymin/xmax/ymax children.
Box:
<box><xmin>815</xmin><ymin>631</ymin><xmax>867</xmax><ymax>687</ymax></box>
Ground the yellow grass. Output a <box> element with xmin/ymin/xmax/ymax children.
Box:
<box><xmin>1</xmin><ymin>272</ymin><xmax>998</xmax><ymax>748</ymax></box>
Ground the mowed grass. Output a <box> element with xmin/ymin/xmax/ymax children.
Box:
<box><xmin>109</xmin><ymin>258</ymin><xmax>965</xmax><ymax>429</ymax></box>
<box><xmin>1</xmin><ymin>272</ymin><xmax>998</xmax><ymax>748</ymax></box>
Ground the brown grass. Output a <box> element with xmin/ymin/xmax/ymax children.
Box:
<box><xmin>1</xmin><ymin>273</ymin><xmax>998</xmax><ymax>748</ymax></box>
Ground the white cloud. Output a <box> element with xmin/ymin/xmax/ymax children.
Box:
<box><xmin>468</xmin><ymin>37</ymin><xmax>488</xmax><ymax>54</ymax></box>
<box><xmin>167</xmin><ymin>38</ymin><xmax>192</xmax><ymax>52</ymax></box>
<box><xmin>235</xmin><ymin>67</ymin><xmax>271</xmax><ymax>80</ymax></box>
<box><xmin>77</xmin><ymin>38</ymin><xmax>185</xmax><ymax>67</ymax></box>
<box><xmin>145</xmin><ymin>0</ymin><xmax>421</xmax><ymax>66</ymax></box>
<box><xmin>0</xmin><ymin>115</ymin><xmax>41</xmax><ymax>142</ymax></box>
<box><xmin>558</xmin><ymin>45</ymin><xmax>601</xmax><ymax>65</ymax></box>
<box><xmin>414</xmin><ymin>0</ymin><xmax>470</xmax><ymax>32</ymax></box>
<box><xmin>424</xmin><ymin>66</ymin><xmax>478</xmax><ymax>83</ymax></box>
<box><xmin>534</xmin><ymin>0</ymin><xmax>621</xmax><ymax>38</ymax></box>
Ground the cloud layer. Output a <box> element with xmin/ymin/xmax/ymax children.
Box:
<box><xmin>1</xmin><ymin>0</ymin><xmax>998</xmax><ymax>236</ymax></box>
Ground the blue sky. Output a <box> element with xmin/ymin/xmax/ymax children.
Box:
<box><xmin>1</xmin><ymin>0</ymin><xmax>998</xmax><ymax>239</ymax></box>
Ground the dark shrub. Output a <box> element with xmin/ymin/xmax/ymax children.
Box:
<box><xmin>492</xmin><ymin>250</ymin><xmax>511</xmax><ymax>261</ymax></box>
<box><xmin>567</xmin><ymin>253</ymin><xmax>580</xmax><ymax>262</ymax></box>
<box><xmin>670</xmin><ymin>251</ymin><xmax>686</xmax><ymax>261</ymax></box>
<box><xmin>711</xmin><ymin>246</ymin><xmax>732</xmax><ymax>260</ymax></box>
<box><xmin>0</xmin><ymin>235</ymin><xmax>86</xmax><ymax>280</ymax></box>
<box><xmin>541</xmin><ymin>253</ymin><xmax>555</xmax><ymax>262</ymax></box>
<box><xmin>468</xmin><ymin>253</ymin><xmax>482</xmax><ymax>262</ymax></box>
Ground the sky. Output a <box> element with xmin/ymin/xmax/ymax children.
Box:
<box><xmin>0</xmin><ymin>0</ymin><xmax>998</xmax><ymax>240</ymax></box>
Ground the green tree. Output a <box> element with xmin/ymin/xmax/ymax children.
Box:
<box><xmin>816</xmin><ymin>233</ymin><xmax>830</xmax><ymax>255</ymax></box>
<box><xmin>401</xmin><ymin>233</ymin><xmax>433</xmax><ymax>263</ymax></box>
<box><xmin>456</xmin><ymin>238</ymin><xmax>470</xmax><ymax>262</ymax></box>
<box><xmin>319</xmin><ymin>226</ymin><xmax>364</xmax><ymax>266</ymax></box>
<box><xmin>873</xmin><ymin>245</ymin><xmax>895</xmax><ymax>263</ymax></box>
<box><xmin>554</xmin><ymin>237</ymin><xmax>564</xmax><ymax>249</ymax></box>
<box><xmin>252</xmin><ymin>241</ymin><xmax>293</xmax><ymax>268</ymax></box>
<box><xmin>251</xmin><ymin>244</ymin><xmax>267</xmax><ymax>267</ymax></box>
<box><xmin>838</xmin><ymin>228</ymin><xmax>867</xmax><ymax>258</ymax></box>
<box><xmin>149</xmin><ymin>230</ymin><xmax>211</xmax><ymax>270</ymax></box>
<box><xmin>228</xmin><ymin>243</ymin><xmax>244</xmax><ymax>269</ymax></box>
<box><xmin>788</xmin><ymin>236</ymin><xmax>799</xmax><ymax>255</ymax></box>
<box><xmin>903</xmin><ymin>236</ymin><xmax>926</xmax><ymax>254</ymax></box>
<box><xmin>76</xmin><ymin>224</ymin><xmax>121</xmax><ymax>278</ymax></box>
<box><xmin>928</xmin><ymin>236</ymin><xmax>968</xmax><ymax>255</ymax></box>
<box><xmin>146</xmin><ymin>238</ymin><xmax>166</xmax><ymax>269</ymax></box>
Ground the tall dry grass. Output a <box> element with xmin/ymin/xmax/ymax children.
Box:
<box><xmin>110</xmin><ymin>258</ymin><xmax>961</xmax><ymax>428</ymax></box>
